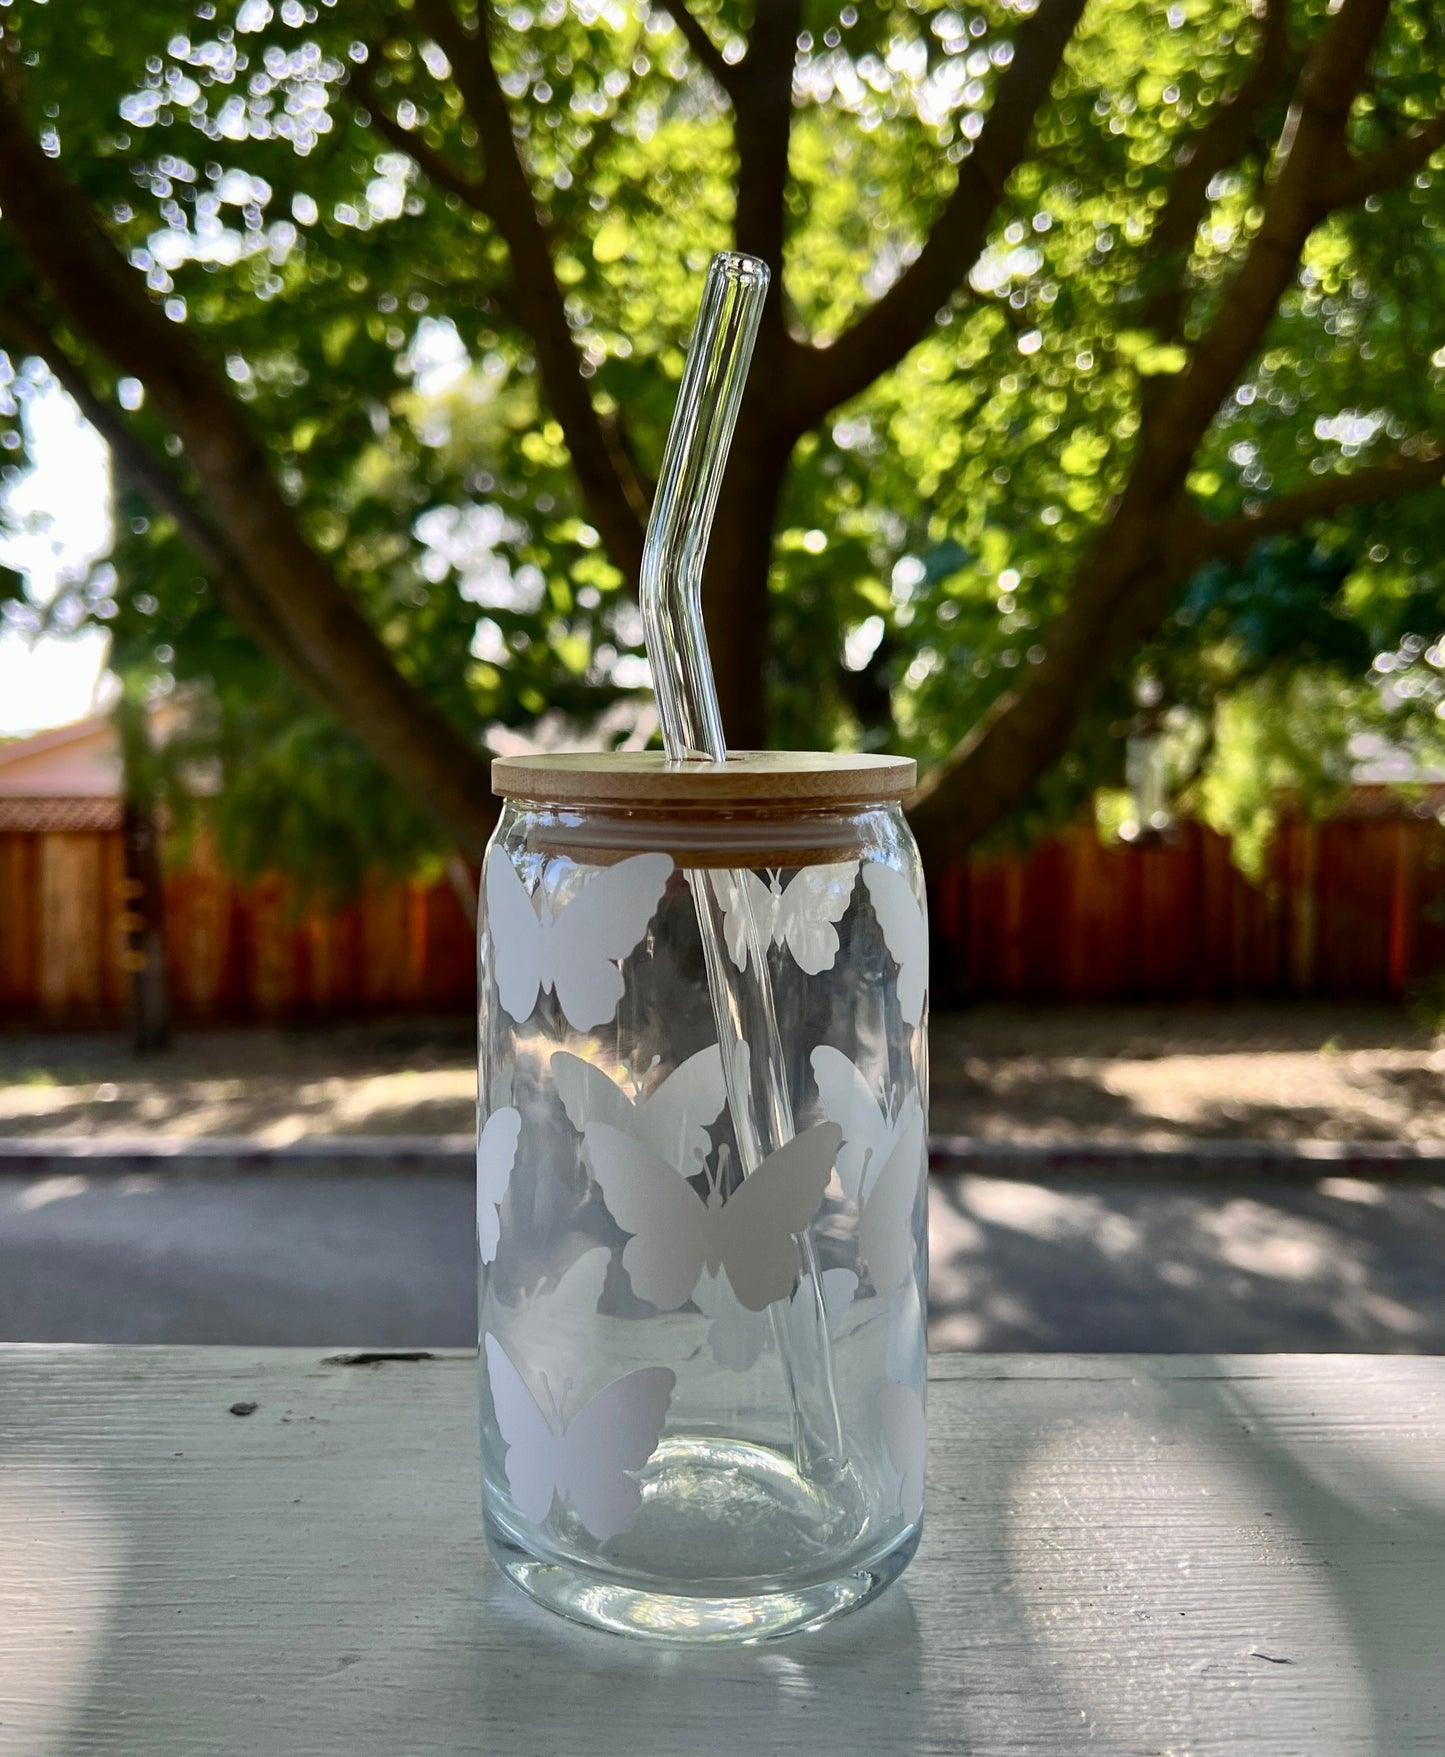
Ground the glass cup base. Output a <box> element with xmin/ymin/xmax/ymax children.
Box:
<box><xmin>486</xmin><ymin>1433</ymin><xmax>921</xmax><ymax>1644</ymax></box>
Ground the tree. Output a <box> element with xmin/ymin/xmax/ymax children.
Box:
<box><xmin>0</xmin><ymin>0</ymin><xmax>1440</xmax><ymax>880</ymax></box>
<box><xmin>116</xmin><ymin>683</ymin><xmax>172</xmax><ymax>1052</ymax></box>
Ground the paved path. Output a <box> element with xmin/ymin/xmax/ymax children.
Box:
<box><xmin>929</xmin><ymin>1167</ymin><xmax>1445</xmax><ymax>1352</ymax></box>
<box><xmin>4</xmin><ymin>1158</ymin><xmax>1444</xmax><ymax>1351</ymax></box>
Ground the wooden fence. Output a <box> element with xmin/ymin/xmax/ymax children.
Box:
<box><xmin>0</xmin><ymin>832</ymin><xmax>476</xmax><ymax>1024</ymax></box>
<box><xmin>937</xmin><ymin>812</ymin><xmax>1445</xmax><ymax>1003</ymax></box>
<box><xmin>2</xmin><ymin>810</ymin><xmax>1443</xmax><ymax>1024</ymax></box>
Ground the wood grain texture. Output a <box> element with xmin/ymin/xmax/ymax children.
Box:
<box><xmin>1</xmin><ymin>1351</ymin><xmax>1442</xmax><ymax>1755</ymax></box>
<box><xmin>953</xmin><ymin>812</ymin><xmax>1445</xmax><ymax>1004</ymax></box>
<box><xmin>490</xmin><ymin>750</ymin><xmax>917</xmax><ymax>806</ymax></box>
<box><xmin>0</xmin><ymin>830</ymin><xmax>478</xmax><ymax>1024</ymax></box>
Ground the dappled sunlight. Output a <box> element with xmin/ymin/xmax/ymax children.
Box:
<box><xmin>0</xmin><ymin>1082</ymin><xmax>96</xmax><ymax>1127</ymax></box>
<box><xmin>929</xmin><ymin>1170</ymin><xmax>1445</xmax><ymax>1352</ymax></box>
<box><xmin>1196</xmin><ymin>1198</ymin><xmax>1339</xmax><ymax>1283</ymax></box>
<box><xmin>0</xmin><ymin>1056</ymin><xmax>476</xmax><ymax>1142</ymax></box>
<box><xmin>962</xmin><ymin>1175</ymin><xmax>1144</xmax><ymax>1256</ymax></box>
<box><xmin>4</xmin><ymin>1013</ymin><xmax>1445</xmax><ymax>1351</ymax></box>
<box><xmin>930</xmin><ymin>1007</ymin><xmax>1445</xmax><ymax>1146</ymax></box>
<box><xmin>13</xmin><ymin>1173</ymin><xmax>92</xmax><ymax>1213</ymax></box>
<box><xmin>1225</xmin><ymin>1357</ymin><xmax>1445</xmax><ymax>1522</ymax></box>
<box><xmin>1317</xmin><ymin>1176</ymin><xmax>1388</xmax><ymax>1205</ymax></box>
<box><xmin>249</xmin><ymin>1114</ymin><xmax>314</xmax><ymax>1148</ymax></box>
<box><xmin>1005</xmin><ymin>1406</ymin><xmax>1371</xmax><ymax>1750</ymax></box>
<box><xmin>0</xmin><ymin>1464</ymin><xmax>127</xmax><ymax>1753</ymax></box>
<box><xmin>4</xmin><ymin>1009</ymin><xmax>1440</xmax><ymax>1147</ymax></box>
<box><xmin>321</xmin><ymin>1067</ymin><xmax>473</xmax><ymax>1128</ymax></box>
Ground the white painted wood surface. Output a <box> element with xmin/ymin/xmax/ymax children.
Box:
<box><xmin>2</xmin><ymin>1350</ymin><xmax>1442</xmax><ymax>1755</ymax></box>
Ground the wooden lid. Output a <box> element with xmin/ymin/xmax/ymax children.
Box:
<box><xmin>491</xmin><ymin>750</ymin><xmax>916</xmax><ymax>809</ymax></box>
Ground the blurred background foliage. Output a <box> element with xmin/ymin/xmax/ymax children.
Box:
<box><xmin>0</xmin><ymin>0</ymin><xmax>1441</xmax><ymax>894</ymax></box>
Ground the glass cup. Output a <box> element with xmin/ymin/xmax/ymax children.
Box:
<box><xmin>477</xmin><ymin>751</ymin><xmax>928</xmax><ymax>1642</ymax></box>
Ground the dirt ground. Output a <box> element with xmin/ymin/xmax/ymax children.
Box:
<box><xmin>930</xmin><ymin>1004</ymin><xmax>1445</xmax><ymax>1145</ymax></box>
<box><xmin>1</xmin><ymin>1003</ymin><xmax>1441</xmax><ymax>1144</ymax></box>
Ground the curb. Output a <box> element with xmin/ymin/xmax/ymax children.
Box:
<box><xmin>0</xmin><ymin>1135</ymin><xmax>475</xmax><ymax>1176</ymax></box>
<box><xmin>1</xmin><ymin>1134</ymin><xmax>1443</xmax><ymax>1181</ymax></box>
<box><xmin>930</xmin><ymin>1134</ymin><xmax>1445</xmax><ymax>1182</ymax></box>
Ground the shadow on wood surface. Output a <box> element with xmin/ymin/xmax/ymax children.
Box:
<box><xmin>2</xmin><ymin>1353</ymin><xmax>1440</xmax><ymax>1753</ymax></box>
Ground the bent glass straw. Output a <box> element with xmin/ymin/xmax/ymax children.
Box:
<box><xmin>641</xmin><ymin>252</ymin><xmax>846</xmax><ymax>1482</ymax></box>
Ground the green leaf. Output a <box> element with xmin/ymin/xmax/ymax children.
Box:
<box><xmin>1134</xmin><ymin>343</ymin><xmax>1189</xmax><ymax>376</ymax></box>
<box><xmin>592</xmin><ymin>215</ymin><xmax>630</xmax><ymax>265</ymax></box>
<box><xmin>4</xmin><ymin>0</ymin><xmax>1437</xmax><ymax>886</ymax></box>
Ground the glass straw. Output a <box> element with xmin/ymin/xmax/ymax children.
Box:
<box><xmin>641</xmin><ymin>253</ymin><xmax>846</xmax><ymax>1482</ymax></box>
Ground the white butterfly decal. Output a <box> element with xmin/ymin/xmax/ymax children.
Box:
<box><xmin>886</xmin><ymin>1275</ymin><xmax>928</xmax><ymax>1386</ymax></box>
<box><xmin>494</xmin><ymin>1245</ymin><xmax>613</xmax><ymax>1368</ymax></box>
<box><xmin>485</xmin><ymin>849</ymin><xmax>673</xmax><ymax>1031</ymax></box>
<box><xmin>476</xmin><ymin>1106</ymin><xmax>521</xmax><ymax>1265</ymax></box>
<box><xmin>811</xmin><ymin>1045</ymin><xmax>924</xmax><ymax>1294</ymax></box>
<box><xmin>693</xmin><ymin>1264</ymin><xmax>858</xmax><ymax>1374</ymax></box>
<box><xmin>711</xmin><ymin>863</ymin><xmax>858</xmax><ymax>977</ymax></box>
<box><xmin>484</xmin><ymin>1333</ymin><xmax>674</xmax><ymax>1542</ymax></box>
<box><xmin>552</xmin><ymin>1044</ymin><xmax>727</xmax><ymax>1175</ymax></box>
<box><xmin>861</xmin><ymin>864</ymin><xmax>928</xmax><ymax>1027</ymax></box>
<box><xmin>585</xmin><ymin>1120</ymin><xmax>842</xmax><ymax>1313</ymax></box>
<box><xmin>879</xmin><ymin>1379</ymin><xmax>926</xmax><ymax>1522</ymax></box>
<box><xmin>812</xmin><ymin>1045</ymin><xmax>920</xmax><ymax>1203</ymax></box>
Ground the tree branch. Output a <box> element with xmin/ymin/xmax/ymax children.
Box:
<box><xmin>1117</xmin><ymin>0</ymin><xmax>1398</xmax><ymax>538</ymax></box>
<box><xmin>907</xmin><ymin>441</ymin><xmax>1441</xmax><ymax>861</ymax></box>
<box><xmin>1323</xmin><ymin>108</ymin><xmax>1445</xmax><ymax>207</ymax></box>
<box><xmin>1200</xmin><ymin>440</ymin><xmax>1442</xmax><ymax>562</ymax></box>
<box><xmin>907</xmin><ymin>0</ymin><xmax>1407</xmax><ymax>864</ymax></box>
<box><xmin>549</xmin><ymin>114</ymin><xmax>621</xmax><ymax>246</ymax></box>
<box><xmin>410</xmin><ymin>0</ymin><xmax>649</xmax><ymax>581</ymax></box>
<box><xmin>0</xmin><ymin>52</ymin><xmax>498</xmax><ymax>859</ymax></box>
<box><xmin>1142</xmin><ymin>0</ymin><xmax>1296</xmax><ymax>344</ymax></box>
<box><xmin>784</xmin><ymin>0</ymin><xmax>1087</xmax><ymax>432</ymax></box>
<box><xmin>685</xmin><ymin>0</ymin><xmax>802</xmax><ymax>736</ymax></box>
<box><xmin>659</xmin><ymin>0</ymin><xmax>735</xmax><ymax>96</ymax></box>
<box><xmin>351</xmin><ymin>61</ymin><xmax>488</xmax><ymax>209</ymax></box>
<box><xmin>0</xmin><ymin>299</ymin><xmax>358</xmax><ymax>716</ymax></box>
<box><xmin>727</xmin><ymin>0</ymin><xmax>802</xmax><ymax>394</ymax></box>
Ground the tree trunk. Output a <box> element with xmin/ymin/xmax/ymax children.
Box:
<box><xmin>120</xmin><ymin>798</ymin><xmax>171</xmax><ymax>1054</ymax></box>
<box><xmin>701</xmin><ymin>417</ymin><xmax>791</xmax><ymax>750</ymax></box>
<box><xmin>0</xmin><ymin>85</ymin><xmax>499</xmax><ymax>864</ymax></box>
<box><xmin>116</xmin><ymin>694</ymin><xmax>171</xmax><ymax>1055</ymax></box>
<box><xmin>907</xmin><ymin>528</ymin><xmax>1178</xmax><ymax>868</ymax></box>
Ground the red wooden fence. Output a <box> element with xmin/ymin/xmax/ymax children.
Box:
<box><xmin>937</xmin><ymin>813</ymin><xmax>1445</xmax><ymax>1003</ymax></box>
<box><xmin>0</xmin><ymin>832</ymin><xmax>476</xmax><ymax>1024</ymax></box>
<box><xmin>2</xmin><ymin>811</ymin><xmax>1442</xmax><ymax>1024</ymax></box>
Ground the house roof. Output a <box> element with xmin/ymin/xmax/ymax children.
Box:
<box><xmin>0</xmin><ymin>698</ymin><xmax>192</xmax><ymax>811</ymax></box>
<box><xmin>0</xmin><ymin>712</ymin><xmax>121</xmax><ymax>798</ymax></box>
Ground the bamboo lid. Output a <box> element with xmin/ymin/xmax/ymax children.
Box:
<box><xmin>491</xmin><ymin>750</ymin><xmax>916</xmax><ymax>810</ymax></box>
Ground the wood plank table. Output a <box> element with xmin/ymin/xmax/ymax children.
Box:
<box><xmin>2</xmin><ymin>1350</ymin><xmax>1442</xmax><ymax>1755</ymax></box>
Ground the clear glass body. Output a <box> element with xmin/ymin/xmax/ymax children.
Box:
<box><xmin>477</xmin><ymin>790</ymin><xmax>928</xmax><ymax>1642</ymax></box>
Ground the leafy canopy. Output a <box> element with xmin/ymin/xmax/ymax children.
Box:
<box><xmin>0</xmin><ymin>0</ymin><xmax>1441</xmax><ymax>887</ymax></box>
